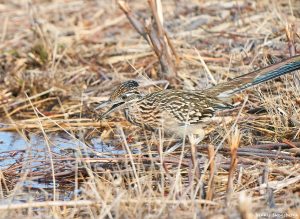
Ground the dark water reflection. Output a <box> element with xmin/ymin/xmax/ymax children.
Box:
<box><xmin>0</xmin><ymin>131</ymin><xmax>131</xmax><ymax>192</ymax></box>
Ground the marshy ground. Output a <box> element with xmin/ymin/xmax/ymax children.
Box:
<box><xmin>0</xmin><ymin>0</ymin><xmax>300</xmax><ymax>218</ymax></box>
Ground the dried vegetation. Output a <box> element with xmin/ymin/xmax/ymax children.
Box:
<box><xmin>0</xmin><ymin>0</ymin><xmax>299</xmax><ymax>218</ymax></box>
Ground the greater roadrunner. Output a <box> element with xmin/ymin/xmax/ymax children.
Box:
<box><xmin>96</xmin><ymin>55</ymin><xmax>300</xmax><ymax>141</ymax></box>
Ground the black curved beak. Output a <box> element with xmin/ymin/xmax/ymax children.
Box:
<box><xmin>95</xmin><ymin>100</ymin><xmax>126</xmax><ymax>120</ymax></box>
<box><xmin>95</xmin><ymin>100</ymin><xmax>111</xmax><ymax>110</ymax></box>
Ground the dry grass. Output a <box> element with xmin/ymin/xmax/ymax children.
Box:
<box><xmin>0</xmin><ymin>0</ymin><xmax>300</xmax><ymax>218</ymax></box>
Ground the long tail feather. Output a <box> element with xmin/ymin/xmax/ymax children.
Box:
<box><xmin>206</xmin><ymin>55</ymin><xmax>300</xmax><ymax>98</ymax></box>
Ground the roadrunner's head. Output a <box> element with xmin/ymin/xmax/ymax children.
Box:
<box><xmin>96</xmin><ymin>80</ymin><xmax>142</xmax><ymax>119</ymax></box>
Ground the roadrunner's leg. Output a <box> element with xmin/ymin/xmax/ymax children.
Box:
<box><xmin>188</xmin><ymin>134</ymin><xmax>204</xmax><ymax>179</ymax></box>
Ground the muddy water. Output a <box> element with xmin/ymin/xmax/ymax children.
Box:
<box><xmin>0</xmin><ymin>131</ymin><xmax>130</xmax><ymax>165</ymax></box>
<box><xmin>0</xmin><ymin>130</ymin><xmax>132</xmax><ymax>192</ymax></box>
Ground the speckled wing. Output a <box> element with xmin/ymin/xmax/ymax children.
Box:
<box><xmin>154</xmin><ymin>90</ymin><xmax>233</xmax><ymax>124</ymax></box>
<box><xmin>123</xmin><ymin>89</ymin><xmax>233</xmax><ymax>132</ymax></box>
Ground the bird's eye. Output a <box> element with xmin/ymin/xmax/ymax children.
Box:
<box><xmin>121</xmin><ymin>94</ymin><xmax>128</xmax><ymax>100</ymax></box>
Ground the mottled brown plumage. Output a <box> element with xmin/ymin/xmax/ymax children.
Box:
<box><xmin>97</xmin><ymin>55</ymin><xmax>300</xmax><ymax>140</ymax></box>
